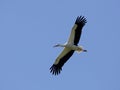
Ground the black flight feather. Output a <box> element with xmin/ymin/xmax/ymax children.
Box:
<box><xmin>74</xmin><ymin>16</ymin><xmax>87</xmax><ymax>45</ymax></box>
<box><xmin>50</xmin><ymin>16</ymin><xmax>87</xmax><ymax>75</ymax></box>
<box><xmin>50</xmin><ymin>50</ymin><xmax>74</xmax><ymax>75</ymax></box>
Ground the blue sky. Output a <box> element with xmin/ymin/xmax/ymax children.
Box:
<box><xmin>0</xmin><ymin>0</ymin><xmax>120</xmax><ymax>90</ymax></box>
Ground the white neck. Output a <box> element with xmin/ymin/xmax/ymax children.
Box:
<box><xmin>54</xmin><ymin>44</ymin><xmax>65</xmax><ymax>47</ymax></box>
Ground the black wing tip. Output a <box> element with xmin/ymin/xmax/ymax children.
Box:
<box><xmin>75</xmin><ymin>16</ymin><xmax>87</xmax><ymax>26</ymax></box>
<box><xmin>50</xmin><ymin>64</ymin><xmax>62</xmax><ymax>75</ymax></box>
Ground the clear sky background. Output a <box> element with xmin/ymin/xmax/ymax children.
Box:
<box><xmin>0</xmin><ymin>0</ymin><xmax>120</xmax><ymax>90</ymax></box>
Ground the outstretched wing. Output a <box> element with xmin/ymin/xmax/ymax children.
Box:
<box><xmin>50</xmin><ymin>16</ymin><xmax>87</xmax><ymax>75</ymax></box>
<box><xmin>68</xmin><ymin>16</ymin><xmax>87</xmax><ymax>45</ymax></box>
<box><xmin>50</xmin><ymin>48</ymin><xmax>74</xmax><ymax>75</ymax></box>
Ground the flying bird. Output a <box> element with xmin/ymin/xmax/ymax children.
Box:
<box><xmin>50</xmin><ymin>16</ymin><xmax>87</xmax><ymax>75</ymax></box>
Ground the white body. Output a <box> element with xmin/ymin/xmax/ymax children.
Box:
<box><xmin>50</xmin><ymin>16</ymin><xmax>87</xmax><ymax>75</ymax></box>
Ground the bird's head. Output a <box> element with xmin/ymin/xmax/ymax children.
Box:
<box><xmin>53</xmin><ymin>44</ymin><xmax>65</xmax><ymax>47</ymax></box>
<box><xmin>53</xmin><ymin>44</ymin><xmax>60</xmax><ymax>47</ymax></box>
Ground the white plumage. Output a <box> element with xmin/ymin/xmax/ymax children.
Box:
<box><xmin>50</xmin><ymin>16</ymin><xmax>87</xmax><ymax>75</ymax></box>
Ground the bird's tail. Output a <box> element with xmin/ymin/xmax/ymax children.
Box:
<box><xmin>76</xmin><ymin>50</ymin><xmax>82</xmax><ymax>54</ymax></box>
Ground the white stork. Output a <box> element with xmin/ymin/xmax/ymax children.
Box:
<box><xmin>50</xmin><ymin>16</ymin><xmax>87</xmax><ymax>75</ymax></box>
